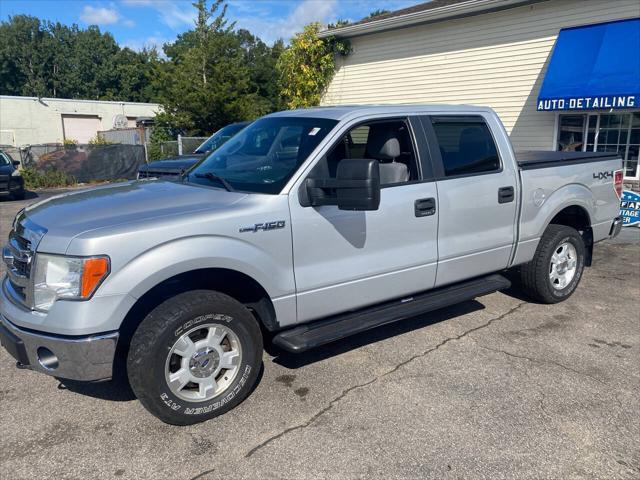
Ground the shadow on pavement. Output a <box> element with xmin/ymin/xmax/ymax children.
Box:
<box><xmin>271</xmin><ymin>299</ymin><xmax>485</xmax><ymax>369</ymax></box>
<box><xmin>56</xmin><ymin>362</ymin><xmax>136</xmax><ymax>402</ymax></box>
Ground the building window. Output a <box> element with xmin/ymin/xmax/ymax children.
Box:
<box><xmin>557</xmin><ymin>112</ymin><xmax>640</xmax><ymax>180</ymax></box>
<box><xmin>557</xmin><ymin>115</ymin><xmax>586</xmax><ymax>152</ymax></box>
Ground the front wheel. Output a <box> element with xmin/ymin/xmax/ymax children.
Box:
<box><xmin>519</xmin><ymin>224</ymin><xmax>586</xmax><ymax>304</ymax></box>
<box><xmin>11</xmin><ymin>183</ymin><xmax>25</xmax><ymax>200</ymax></box>
<box><xmin>127</xmin><ymin>290</ymin><xmax>263</xmax><ymax>425</ymax></box>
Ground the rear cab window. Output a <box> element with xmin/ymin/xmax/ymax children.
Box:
<box><xmin>428</xmin><ymin>116</ymin><xmax>501</xmax><ymax>177</ymax></box>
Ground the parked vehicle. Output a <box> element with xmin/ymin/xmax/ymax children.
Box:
<box><xmin>0</xmin><ymin>149</ymin><xmax>25</xmax><ymax>200</ymax></box>
<box><xmin>137</xmin><ymin>122</ymin><xmax>250</xmax><ymax>180</ymax></box>
<box><xmin>1</xmin><ymin>105</ymin><xmax>623</xmax><ymax>425</ymax></box>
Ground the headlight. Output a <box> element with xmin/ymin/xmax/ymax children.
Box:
<box><xmin>33</xmin><ymin>254</ymin><xmax>110</xmax><ymax>311</ymax></box>
<box><xmin>11</xmin><ymin>169</ymin><xmax>22</xmax><ymax>177</ymax></box>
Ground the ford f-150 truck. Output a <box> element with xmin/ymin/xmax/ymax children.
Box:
<box><xmin>0</xmin><ymin>105</ymin><xmax>623</xmax><ymax>425</ymax></box>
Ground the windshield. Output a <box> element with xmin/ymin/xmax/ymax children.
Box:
<box><xmin>193</xmin><ymin>123</ymin><xmax>248</xmax><ymax>154</ymax></box>
<box><xmin>187</xmin><ymin>116</ymin><xmax>338</xmax><ymax>194</ymax></box>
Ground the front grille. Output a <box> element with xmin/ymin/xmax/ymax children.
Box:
<box><xmin>3</xmin><ymin>230</ymin><xmax>34</xmax><ymax>307</ymax></box>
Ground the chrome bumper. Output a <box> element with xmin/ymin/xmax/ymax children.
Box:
<box><xmin>0</xmin><ymin>314</ymin><xmax>118</xmax><ymax>381</ymax></box>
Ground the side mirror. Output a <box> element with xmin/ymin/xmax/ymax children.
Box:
<box><xmin>12</xmin><ymin>160</ymin><xmax>20</xmax><ymax>167</ymax></box>
<box><xmin>304</xmin><ymin>159</ymin><xmax>381</xmax><ymax>211</ymax></box>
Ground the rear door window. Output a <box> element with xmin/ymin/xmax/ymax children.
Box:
<box><xmin>431</xmin><ymin>118</ymin><xmax>500</xmax><ymax>177</ymax></box>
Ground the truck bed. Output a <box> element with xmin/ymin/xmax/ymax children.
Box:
<box><xmin>517</xmin><ymin>151</ymin><xmax>620</xmax><ymax>170</ymax></box>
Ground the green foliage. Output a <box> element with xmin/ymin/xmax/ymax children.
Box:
<box><xmin>0</xmin><ymin>2</ymin><xmax>288</xmax><ymax>138</ymax></box>
<box><xmin>366</xmin><ymin>9</ymin><xmax>390</xmax><ymax>19</ymax></box>
<box><xmin>88</xmin><ymin>134</ymin><xmax>115</xmax><ymax>145</ymax></box>
<box><xmin>153</xmin><ymin>0</ymin><xmax>282</xmax><ymax>136</ymax></box>
<box><xmin>63</xmin><ymin>138</ymin><xmax>78</xmax><ymax>146</ymax></box>
<box><xmin>327</xmin><ymin>19</ymin><xmax>350</xmax><ymax>30</ymax></box>
<box><xmin>0</xmin><ymin>15</ymin><xmax>163</xmax><ymax>101</ymax></box>
<box><xmin>146</xmin><ymin>113</ymin><xmax>174</xmax><ymax>161</ymax></box>
<box><xmin>21</xmin><ymin>166</ymin><xmax>76</xmax><ymax>189</ymax></box>
<box><xmin>276</xmin><ymin>23</ymin><xmax>350</xmax><ymax>109</ymax></box>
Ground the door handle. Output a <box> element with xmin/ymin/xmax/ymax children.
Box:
<box><xmin>498</xmin><ymin>186</ymin><xmax>514</xmax><ymax>204</ymax></box>
<box><xmin>415</xmin><ymin>197</ymin><xmax>436</xmax><ymax>217</ymax></box>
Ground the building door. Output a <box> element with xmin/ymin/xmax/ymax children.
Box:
<box><xmin>289</xmin><ymin>117</ymin><xmax>439</xmax><ymax>323</ymax></box>
<box><xmin>61</xmin><ymin>115</ymin><xmax>102</xmax><ymax>144</ymax></box>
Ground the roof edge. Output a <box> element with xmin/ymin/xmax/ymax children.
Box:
<box><xmin>318</xmin><ymin>0</ymin><xmax>540</xmax><ymax>39</ymax></box>
<box><xmin>0</xmin><ymin>95</ymin><xmax>161</xmax><ymax>107</ymax></box>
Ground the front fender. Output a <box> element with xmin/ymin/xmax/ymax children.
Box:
<box><xmin>98</xmin><ymin>235</ymin><xmax>295</xmax><ymax>300</ymax></box>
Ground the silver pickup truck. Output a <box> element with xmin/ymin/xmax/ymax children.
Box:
<box><xmin>1</xmin><ymin>105</ymin><xmax>623</xmax><ymax>425</ymax></box>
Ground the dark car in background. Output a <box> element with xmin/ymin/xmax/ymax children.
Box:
<box><xmin>138</xmin><ymin>122</ymin><xmax>250</xmax><ymax>180</ymax></box>
<box><xmin>0</xmin><ymin>149</ymin><xmax>25</xmax><ymax>200</ymax></box>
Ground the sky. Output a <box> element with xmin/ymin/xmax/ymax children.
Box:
<box><xmin>0</xmin><ymin>0</ymin><xmax>419</xmax><ymax>50</ymax></box>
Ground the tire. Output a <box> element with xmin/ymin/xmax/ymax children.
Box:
<box><xmin>519</xmin><ymin>224</ymin><xmax>586</xmax><ymax>304</ymax></box>
<box><xmin>127</xmin><ymin>290</ymin><xmax>263</xmax><ymax>425</ymax></box>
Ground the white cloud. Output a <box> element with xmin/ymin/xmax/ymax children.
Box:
<box><xmin>122</xmin><ymin>0</ymin><xmax>197</xmax><ymax>30</ymax></box>
<box><xmin>79</xmin><ymin>5</ymin><xmax>135</xmax><ymax>27</ymax></box>
<box><xmin>233</xmin><ymin>0</ymin><xmax>337</xmax><ymax>44</ymax></box>
<box><xmin>80</xmin><ymin>6</ymin><xmax>120</xmax><ymax>25</ymax></box>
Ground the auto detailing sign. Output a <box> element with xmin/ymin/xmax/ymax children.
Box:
<box><xmin>620</xmin><ymin>190</ymin><xmax>640</xmax><ymax>227</ymax></box>
<box><xmin>537</xmin><ymin>95</ymin><xmax>637</xmax><ymax>111</ymax></box>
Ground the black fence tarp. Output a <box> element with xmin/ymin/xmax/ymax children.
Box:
<box><xmin>7</xmin><ymin>144</ymin><xmax>146</xmax><ymax>183</ymax></box>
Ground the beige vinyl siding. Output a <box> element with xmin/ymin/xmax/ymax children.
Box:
<box><xmin>323</xmin><ymin>0</ymin><xmax>640</xmax><ymax>151</ymax></box>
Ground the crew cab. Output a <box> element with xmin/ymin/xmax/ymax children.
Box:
<box><xmin>0</xmin><ymin>105</ymin><xmax>623</xmax><ymax>425</ymax></box>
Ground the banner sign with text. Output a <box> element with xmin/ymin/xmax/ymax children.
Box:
<box><xmin>620</xmin><ymin>190</ymin><xmax>640</xmax><ymax>227</ymax></box>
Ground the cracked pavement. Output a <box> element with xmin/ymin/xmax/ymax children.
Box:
<box><xmin>1</xmin><ymin>191</ymin><xmax>639</xmax><ymax>479</ymax></box>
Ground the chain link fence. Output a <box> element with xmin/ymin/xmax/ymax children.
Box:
<box><xmin>153</xmin><ymin>136</ymin><xmax>208</xmax><ymax>160</ymax></box>
<box><xmin>180</xmin><ymin>136</ymin><xmax>208</xmax><ymax>154</ymax></box>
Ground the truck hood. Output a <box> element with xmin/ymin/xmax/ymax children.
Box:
<box><xmin>22</xmin><ymin>180</ymin><xmax>247</xmax><ymax>253</ymax></box>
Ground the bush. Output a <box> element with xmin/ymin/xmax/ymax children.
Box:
<box><xmin>21</xmin><ymin>167</ymin><xmax>77</xmax><ymax>189</ymax></box>
<box><xmin>88</xmin><ymin>134</ymin><xmax>116</xmax><ymax>145</ymax></box>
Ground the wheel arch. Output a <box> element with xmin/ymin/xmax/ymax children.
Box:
<box><xmin>546</xmin><ymin>204</ymin><xmax>593</xmax><ymax>266</ymax></box>
<box><xmin>116</xmin><ymin>267</ymin><xmax>279</xmax><ymax>363</ymax></box>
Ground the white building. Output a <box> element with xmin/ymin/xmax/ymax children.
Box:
<box><xmin>320</xmin><ymin>0</ymin><xmax>640</xmax><ymax>182</ymax></box>
<box><xmin>0</xmin><ymin>95</ymin><xmax>160</xmax><ymax>146</ymax></box>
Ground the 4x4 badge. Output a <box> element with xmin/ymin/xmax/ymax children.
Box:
<box><xmin>239</xmin><ymin>221</ymin><xmax>286</xmax><ymax>233</ymax></box>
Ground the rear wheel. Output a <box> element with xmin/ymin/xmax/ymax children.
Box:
<box><xmin>127</xmin><ymin>290</ymin><xmax>263</xmax><ymax>425</ymax></box>
<box><xmin>519</xmin><ymin>224</ymin><xmax>586</xmax><ymax>304</ymax></box>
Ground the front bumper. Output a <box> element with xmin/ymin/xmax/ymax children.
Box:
<box><xmin>0</xmin><ymin>314</ymin><xmax>118</xmax><ymax>381</ymax></box>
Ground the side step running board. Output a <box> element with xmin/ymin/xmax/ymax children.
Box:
<box><xmin>273</xmin><ymin>274</ymin><xmax>511</xmax><ymax>353</ymax></box>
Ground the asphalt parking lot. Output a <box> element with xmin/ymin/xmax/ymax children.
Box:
<box><xmin>1</xmin><ymin>190</ymin><xmax>639</xmax><ymax>480</ymax></box>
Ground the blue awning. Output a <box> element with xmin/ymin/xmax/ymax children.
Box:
<box><xmin>537</xmin><ymin>18</ymin><xmax>640</xmax><ymax>111</ymax></box>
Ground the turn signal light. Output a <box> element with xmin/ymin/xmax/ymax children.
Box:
<box><xmin>81</xmin><ymin>257</ymin><xmax>110</xmax><ymax>297</ymax></box>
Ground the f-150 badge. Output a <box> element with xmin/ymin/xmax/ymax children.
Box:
<box><xmin>239</xmin><ymin>221</ymin><xmax>286</xmax><ymax>233</ymax></box>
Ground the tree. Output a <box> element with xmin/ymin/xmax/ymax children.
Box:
<box><xmin>154</xmin><ymin>0</ymin><xmax>268</xmax><ymax>135</ymax></box>
<box><xmin>0</xmin><ymin>15</ymin><xmax>163</xmax><ymax>102</ymax></box>
<box><xmin>236</xmin><ymin>29</ymin><xmax>284</xmax><ymax>113</ymax></box>
<box><xmin>0</xmin><ymin>15</ymin><xmax>50</xmax><ymax>96</ymax></box>
<box><xmin>276</xmin><ymin>23</ymin><xmax>349</xmax><ymax>109</ymax></box>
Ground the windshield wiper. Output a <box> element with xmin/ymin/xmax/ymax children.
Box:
<box><xmin>194</xmin><ymin>172</ymin><xmax>234</xmax><ymax>192</ymax></box>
